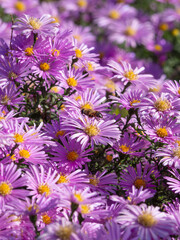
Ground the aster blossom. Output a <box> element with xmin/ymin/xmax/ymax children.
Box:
<box><xmin>0</xmin><ymin>162</ymin><xmax>29</xmax><ymax>211</ymax></box>
<box><xmin>12</xmin><ymin>14</ymin><xmax>59</xmax><ymax>37</ymax></box>
<box><xmin>62</xmin><ymin>112</ymin><xmax>120</xmax><ymax>148</ymax></box>
<box><xmin>108</xmin><ymin>60</ymin><xmax>153</xmax><ymax>87</ymax></box>
<box><xmin>117</xmin><ymin>204</ymin><xmax>175</xmax><ymax>240</ymax></box>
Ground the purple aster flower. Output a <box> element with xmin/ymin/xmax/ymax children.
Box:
<box><xmin>0</xmin><ymin>162</ymin><xmax>29</xmax><ymax>211</ymax></box>
<box><xmin>12</xmin><ymin>14</ymin><xmax>59</xmax><ymax>37</ymax></box>
<box><xmin>31</xmin><ymin>55</ymin><xmax>63</xmax><ymax>88</ymax></box>
<box><xmin>117</xmin><ymin>204</ymin><xmax>175</xmax><ymax>240</ymax></box>
<box><xmin>110</xmin><ymin>19</ymin><xmax>154</xmax><ymax>48</ymax></box>
<box><xmin>73</xmin><ymin>39</ymin><xmax>99</xmax><ymax>64</ymax></box>
<box><xmin>85</xmin><ymin>169</ymin><xmax>118</xmax><ymax>194</ymax></box>
<box><xmin>26</xmin><ymin>165</ymin><xmax>59</xmax><ymax>199</ymax></box>
<box><xmin>59</xmin><ymin>65</ymin><xmax>94</xmax><ymax>91</ymax></box>
<box><xmin>164</xmin><ymin>80</ymin><xmax>180</xmax><ymax>97</ymax></box>
<box><xmin>119</xmin><ymin>163</ymin><xmax>159</xmax><ymax>194</ymax></box>
<box><xmin>70</xmin><ymin>23</ymin><xmax>95</xmax><ymax>47</ymax></box>
<box><xmin>51</xmin><ymin>136</ymin><xmax>92</xmax><ymax>172</ymax></box>
<box><xmin>37</xmin><ymin>218</ymin><xmax>83</xmax><ymax>240</ymax></box>
<box><xmin>6</xmin><ymin>144</ymin><xmax>48</xmax><ymax>165</ymax></box>
<box><xmin>142</xmin><ymin>114</ymin><xmax>180</xmax><ymax>143</ymax></box>
<box><xmin>156</xmin><ymin>143</ymin><xmax>180</xmax><ymax>169</ymax></box>
<box><xmin>127</xmin><ymin>186</ymin><xmax>154</xmax><ymax>204</ymax></box>
<box><xmin>113</xmin><ymin>132</ymin><xmax>147</xmax><ymax>157</ymax></box>
<box><xmin>43</xmin><ymin>119</ymin><xmax>66</xmax><ymax>140</ymax></box>
<box><xmin>62</xmin><ymin>113</ymin><xmax>120</xmax><ymax>148</ymax></box>
<box><xmin>94</xmin><ymin>3</ymin><xmax>136</xmax><ymax>28</ymax></box>
<box><xmin>1</xmin><ymin>0</ymin><xmax>38</xmax><ymax>16</ymax></box>
<box><xmin>48</xmin><ymin>29</ymin><xmax>74</xmax><ymax>60</ymax></box>
<box><xmin>138</xmin><ymin>92</ymin><xmax>180</xmax><ymax>116</ymax></box>
<box><xmin>0</xmin><ymin>83</ymin><xmax>24</xmax><ymax>111</ymax></box>
<box><xmin>11</xmin><ymin>33</ymin><xmax>49</xmax><ymax>62</ymax></box>
<box><xmin>0</xmin><ymin>55</ymin><xmax>31</xmax><ymax>88</ymax></box>
<box><xmin>64</xmin><ymin>88</ymin><xmax>108</xmax><ymax>116</ymax></box>
<box><xmin>111</xmin><ymin>89</ymin><xmax>145</xmax><ymax>110</ymax></box>
<box><xmin>164</xmin><ymin>169</ymin><xmax>180</xmax><ymax>194</ymax></box>
<box><xmin>55</xmin><ymin>169</ymin><xmax>89</xmax><ymax>187</ymax></box>
<box><xmin>108</xmin><ymin>60</ymin><xmax>153</xmax><ymax>87</ymax></box>
<box><xmin>147</xmin><ymin>38</ymin><xmax>172</xmax><ymax>55</ymax></box>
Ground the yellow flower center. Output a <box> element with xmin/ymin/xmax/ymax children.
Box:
<box><xmin>55</xmin><ymin>130</ymin><xmax>65</xmax><ymax>137</ymax></box>
<box><xmin>108</xmin><ymin>9</ymin><xmax>120</xmax><ymax>19</ymax></box>
<box><xmin>154</xmin><ymin>44</ymin><xmax>162</xmax><ymax>51</ymax></box>
<box><xmin>14</xmin><ymin>133</ymin><xmax>24</xmax><ymax>143</ymax></box>
<box><xmin>124</xmin><ymin>70</ymin><xmax>138</xmax><ymax>81</ymax></box>
<box><xmin>81</xmin><ymin>102</ymin><xmax>93</xmax><ymax>110</ymax></box>
<box><xmin>51</xmin><ymin>49</ymin><xmax>60</xmax><ymax>57</ymax></box>
<box><xmin>8</xmin><ymin>71</ymin><xmax>18</xmax><ymax>80</ymax></box>
<box><xmin>120</xmin><ymin>144</ymin><xmax>130</xmax><ymax>153</ymax></box>
<box><xmin>56</xmin><ymin>175</ymin><xmax>69</xmax><ymax>184</ymax></box>
<box><xmin>75</xmin><ymin>49</ymin><xmax>83</xmax><ymax>58</ymax></box>
<box><xmin>156</xmin><ymin>127</ymin><xmax>168</xmax><ymax>138</ymax></box>
<box><xmin>7</xmin><ymin>154</ymin><xmax>16</xmax><ymax>161</ymax></box>
<box><xmin>77</xmin><ymin>0</ymin><xmax>87</xmax><ymax>8</ymax></box>
<box><xmin>134</xmin><ymin>178</ymin><xmax>146</xmax><ymax>189</ymax></box>
<box><xmin>85</xmin><ymin>124</ymin><xmax>100</xmax><ymax>137</ymax></box>
<box><xmin>74</xmin><ymin>193</ymin><xmax>83</xmax><ymax>202</ymax></box>
<box><xmin>67</xmin><ymin>151</ymin><xmax>79</xmax><ymax>161</ymax></box>
<box><xmin>149</xmin><ymin>86</ymin><xmax>161</xmax><ymax>93</ymax></box>
<box><xmin>38</xmin><ymin>184</ymin><xmax>51</xmax><ymax>197</ymax></box>
<box><xmin>106</xmin><ymin>154</ymin><xmax>113</xmax><ymax>162</ymax></box>
<box><xmin>0</xmin><ymin>116</ymin><xmax>5</xmax><ymax>120</ymax></box>
<box><xmin>173</xmin><ymin>147</ymin><xmax>180</xmax><ymax>158</ymax></box>
<box><xmin>105</xmin><ymin>80</ymin><xmax>116</xmax><ymax>92</ymax></box>
<box><xmin>73</xmin><ymin>34</ymin><xmax>82</xmax><ymax>42</ymax></box>
<box><xmin>29</xmin><ymin>17</ymin><xmax>42</xmax><ymax>30</ymax></box>
<box><xmin>50</xmin><ymin>86</ymin><xmax>59</xmax><ymax>93</ymax></box>
<box><xmin>56</xmin><ymin>225</ymin><xmax>73</xmax><ymax>240</ymax></box>
<box><xmin>159</xmin><ymin>23</ymin><xmax>168</xmax><ymax>31</ymax></box>
<box><xmin>14</xmin><ymin>1</ymin><xmax>26</xmax><ymax>11</ymax></box>
<box><xmin>89</xmin><ymin>176</ymin><xmax>99</xmax><ymax>186</ymax></box>
<box><xmin>125</xmin><ymin>27</ymin><xmax>136</xmax><ymax>36</ymax></box>
<box><xmin>138</xmin><ymin>212</ymin><xmax>157</xmax><ymax>227</ymax></box>
<box><xmin>24</xmin><ymin>46</ymin><xmax>33</xmax><ymax>56</ymax></box>
<box><xmin>154</xmin><ymin>98</ymin><xmax>171</xmax><ymax>111</ymax></box>
<box><xmin>80</xmin><ymin>205</ymin><xmax>90</xmax><ymax>214</ymax></box>
<box><xmin>75</xmin><ymin>95</ymin><xmax>82</xmax><ymax>101</ymax></box>
<box><xmin>40</xmin><ymin>62</ymin><xmax>50</xmax><ymax>71</ymax></box>
<box><xmin>67</xmin><ymin>77</ymin><xmax>77</xmax><ymax>87</ymax></box>
<box><xmin>1</xmin><ymin>95</ymin><xmax>9</xmax><ymax>105</ymax></box>
<box><xmin>175</xmin><ymin>140</ymin><xmax>180</xmax><ymax>146</ymax></box>
<box><xmin>178</xmin><ymin>87</ymin><xmax>180</xmax><ymax>95</ymax></box>
<box><xmin>87</xmin><ymin>62</ymin><xmax>94</xmax><ymax>71</ymax></box>
<box><xmin>176</xmin><ymin>7</ymin><xmax>180</xmax><ymax>15</ymax></box>
<box><xmin>0</xmin><ymin>182</ymin><xmax>12</xmax><ymax>196</ymax></box>
<box><xmin>130</xmin><ymin>99</ymin><xmax>140</xmax><ymax>106</ymax></box>
<box><xmin>172</xmin><ymin>28</ymin><xmax>179</xmax><ymax>36</ymax></box>
<box><xmin>42</xmin><ymin>214</ymin><xmax>52</xmax><ymax>225</ymax></box>
<box><xmin>19</xmin><ymin>149</ymin><xmax>30</xmax><ymax>159</ymax></box>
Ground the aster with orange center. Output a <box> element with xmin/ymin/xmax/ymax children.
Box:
<box><xmin>51</xmin><ymin>136</ymin><xmax>92</xmax><ymax>172</ymax></box>
<box><xmin>119</xmin><ymin>163</ymin><xmax>159</xmax><ymax>195</ymax></box>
